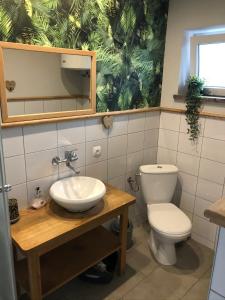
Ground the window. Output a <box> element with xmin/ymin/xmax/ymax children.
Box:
<box><xmin>191</xmin><ymin>34</ymin><xmax>225</xmax><ymax>96</ymax></box>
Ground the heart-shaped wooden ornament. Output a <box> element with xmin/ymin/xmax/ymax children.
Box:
<box><xmin>102</xmin><ymin>116</ymin><xmax>113</xmax><ymax>129</ymax></box>
<box><xmin>6</xmin><ymin>80</ymin><xmax>16</xmax><ymax>92</ymax></box>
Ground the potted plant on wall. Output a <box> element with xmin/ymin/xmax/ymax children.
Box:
<box><xmin>185</xmin><ymin>76</ymin><xmax>205</xmax><ymax>141</ymax></box>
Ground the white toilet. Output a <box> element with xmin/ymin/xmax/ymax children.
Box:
<box><xmin>139</xmin><ymin>164</ymin><xmax>192</xmax><ymax>266</ymax></box>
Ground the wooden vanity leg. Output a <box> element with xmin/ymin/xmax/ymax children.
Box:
<box><xmin>12</xmin><ymin>245</ymin><xmax>22</xmax><ymax>299</ymax></box>
<box><xmin>119</xmin><ymin>207</ymin><xmax>128</xmax><ymax>274</ymax></box>
<box><xmin>27</xmin><ymin>253</ymin><xmax>42</xmax><ymax>300</ymax></box>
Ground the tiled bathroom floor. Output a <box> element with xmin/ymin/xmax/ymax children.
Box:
<box><xmin>23</xmin><ymin>224</ymin><xmax>214</xmax><ymax>300</ymax></box>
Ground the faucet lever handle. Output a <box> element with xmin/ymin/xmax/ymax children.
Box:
<box><xmin>65</xmin><ymin>150</ymin><xmax>78</xmax><ymax>162</ymax></box>
<box><xmin>52</xmin><ymin>156</ymin><xmax>61</xmax><ymax>166</ymax></box>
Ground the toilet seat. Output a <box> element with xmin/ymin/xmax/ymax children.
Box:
<box><xmin>147</xmin><ymin>203</ymin><xmax>192</xmax><ymax>237</ymax></box>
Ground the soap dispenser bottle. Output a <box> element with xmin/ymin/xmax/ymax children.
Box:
<box><xmin>31</xmin><ymin>186</ymin><xmax>47</xmax><ymax>209</ymax></box>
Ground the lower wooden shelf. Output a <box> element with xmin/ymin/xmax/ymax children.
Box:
<box><xmin>15</xmin><ymin>226</ymin><xmax>120</xmax><ymax>297</ymax></box>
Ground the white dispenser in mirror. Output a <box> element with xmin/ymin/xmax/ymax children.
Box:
<box><xmin>61</xmin><ymin>54</ymin><xmax>91</xmax><ymax>70</ymax></box>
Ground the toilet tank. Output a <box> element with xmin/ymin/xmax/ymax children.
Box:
<box><xmin>139</xmin><ymin>164</ymin><xmax>178</xmax><ymax>205</ymax></box>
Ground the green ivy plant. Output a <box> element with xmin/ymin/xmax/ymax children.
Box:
<box><xmin>185</xmin><ymin>76</ymin><xmax>205</xmax><ymax>141</ymax></box>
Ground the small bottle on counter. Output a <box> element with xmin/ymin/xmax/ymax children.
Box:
<box><xmin>8</xmin><ymin>198</ymin><xmax>20</xmax><ymax>224</ymax></box>
<box><xmin>30</xmin><ymin>186</ymin><xmax>47</xmax><ymax>209</ymax></box>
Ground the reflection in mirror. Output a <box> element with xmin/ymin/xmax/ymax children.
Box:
<box><xmin>3</xmin><ymin>49</ymin><xmax>91</xmax><ymax>116</ymax></box>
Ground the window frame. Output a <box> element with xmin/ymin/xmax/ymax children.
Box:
<box><xmin>190</xmin><ymin>34</ymin><xmax>225</xmax><ymax>97</ymax></box>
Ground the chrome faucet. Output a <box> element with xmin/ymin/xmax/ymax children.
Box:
<box><xmin>52</xmin><ymin>150</ymin><xmax>80</xmax><ymax>174</ymax></box>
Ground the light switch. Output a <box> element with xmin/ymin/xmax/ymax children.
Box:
<box><xmin>92</xmin><ymin>146</ymin><xmax>101</xmax><ymax>158</ymax></box>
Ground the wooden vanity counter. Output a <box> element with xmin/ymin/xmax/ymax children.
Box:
<box><xmin>204</xmin><ymin>198</ymin><xmax>225</xmax><ymax>227</ymax></box>
<box><xmin>11</xmin><ymin>185</ymin><xmax>135</xmax><ymax>300</ymax></box>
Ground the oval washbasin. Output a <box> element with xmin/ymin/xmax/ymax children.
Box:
<box><xmin>49</xmin><ymin>176</ymin><xmax>106</xmax><ymax>212</ymax></box>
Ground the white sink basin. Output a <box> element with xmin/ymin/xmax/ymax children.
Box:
<box><xmin>50</xmin><ymin>176</ymin><xmax>106</xmax><ymax>212</ymax></box>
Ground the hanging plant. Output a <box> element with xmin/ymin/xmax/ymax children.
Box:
<box><xmin>185</xmin><ymin>76</ymin><xmax>205</xmax><ymax>141</ymax></box>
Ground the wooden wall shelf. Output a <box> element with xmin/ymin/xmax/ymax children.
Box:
<box><xmin>15</xmin><ymin>226</ymin><xmax>120</xmax><ymax>297</ymax></box>
<box><xmin>204</xmin><ymin>198</ymin><xmax>225</xmax><ymax>228</ymax></box>
<box><xmin>2</xmin><ymin>107</ymin><xmax>160</xmax><ymax>128</ymax></box>
<box><xmin>7</xmin><ymin>95</ymin><xmax>90</xmax><ymax>102</ymax></box>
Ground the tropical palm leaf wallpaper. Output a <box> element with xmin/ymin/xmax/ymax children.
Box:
<box><xmin>0</xmin><ymin>0</ymin><xmax>169</xmax><ymax>112</ymax></box>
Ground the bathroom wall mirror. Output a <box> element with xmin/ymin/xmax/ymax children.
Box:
<box><xmin>0</xmin><ymin>42</ymin><xmax>96</xmax><ymax>124</ymax></box>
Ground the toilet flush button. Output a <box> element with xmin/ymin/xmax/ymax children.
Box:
<box><xmin>93</xmin><ymin>146</ymin><xmax>101</xmax><ymax>158</ymax></box>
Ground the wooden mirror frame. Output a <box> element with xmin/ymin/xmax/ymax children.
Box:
<box><xmin>0</xmin><ymin>42</ymin><xmax>96</xmax><ymax>125</ymax></box>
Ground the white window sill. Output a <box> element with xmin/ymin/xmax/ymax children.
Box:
<box><xmin>173</xmin><ymin>94</ymin><xmax>225</xmax><ymax>103</ymax></box>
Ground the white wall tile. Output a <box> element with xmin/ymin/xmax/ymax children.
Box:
<box><xmin>143</xmin><ymin>147</ymin><xmax>157</xmax><ymax>164</ymax></box>
<box><xmin>27</xmin><ymin>175</ymin><xmax>58</xmax><ymax>203</ymax></box>
<box><xmin>127</xmin><ymin>132</ymin><xmax>144</xmax><ymax>154</ymax></box>
<box><xmin>158</xmin><ymin>129</ymin><xmax>179</xmax><ymax>151</ymax></box>
<box><xmin>108</xmin><ymin>175</ymin><xmax>125</xmax><ymax>191</ymax></box>
<box><xmin>86</xmin><ymin>139</ymin><xmax>107</xmax><ymax>165</ymax></box>
<box><xmin>85</xmin><ymin>160</ymin><xmax>107</xmax><ymax>182</ymax></box>
<box><xmin>108</xmin><ymin>115</ymin><xmax>128</xmax><ymax>137</ymax></box>
<box><xmin>204</xmin><ymin>118</ymin><xmax>225</xmax><ymax>141</ymax></box>
<box><xmin>85</xmin><ymin>118</ymin><xmax>108</xmax><ymax>141</ymax></box>
<box><xmin>26</xmin><ymin>149</ymin><xmax>58</xmax><ymax>181</ymax></box>
<box><xmin>8</xmin><ymin>183</ymin><xmax>28</xmax><ymax>210</ymax></box>
<box><xmin>57</xmin><ymin>120</ymin><xmax>85</xmax><ymax>146</ymax></box>
<box><xmin>199</xmin><ymin>158</ymin><xmax>225</xmax><ymax>185</ymax></box>
<box><xmin>177</xmin><ymin>152</ymin><xmax>200</xmax><ymax>176</ymax></box>
<box><xmin>1</xmin><ymin>112</ymin><xmax>159</xmax><ymax>235</ymax></box>
<box><xmin>160</xmin><ymin>112</ymin><xmax>180</xmax><ymax>131</ymax></box>
<box><xmin>44</xmin><ymin>99</ymin><xmax>61</xmax><ymax>113</ymax></box>
<box><xmin>196</xmin><ymin>178</ymin><xmax>223</xmax><ymax>203</ymax></box>
<box><xmin>25</xmin><ymin>100</ymin><xmax>43</xmax><ymax>114</ymax></box>
<box><xmin>58</xmin><ymin>167</ymin><xmax>85</xmax><ymax>179</ymax></box>
<box><xmin>178</xmin><ymin>172</ymin><xmax>197</xmax><ymax>195</ymax></box>
<box><xmin>180</xmin><ymin>191</ymin><xmax>195</xmax><ymax>213</ymax></box>
<box><xmin>2</xmin><ymin>127</ymin><xmax>24</xmax><ymax>157</ymax></box>
<box><xmin>4</xmin><ymin>109</ymin><xmax>223</xmax><ymax>251</ymax></box>
<box><xmin>8</xmin><ymin>101</ymin><xmax>25</xmax><ymax>116</ymax></box>
<box><xmin>108</xmin><ymin>135</ymin><xmax>127</xmax><ymax>159</ymax></box>
<box><xmin>135</xmin><ymin>195</ymin><xmax>147</xmax><ymax>219</ymax></box>
<box><xmin>128</xmin><ymin>113</ymin><xmax>145</xmax><ymax>133</ymax></box>
<box><xmin>125</xmin><ymin>171</ymin><xmax>138</xmax><ymax>196</ymax></box>
<box><xmin>61</xmin><ymin>99</ymin><xmax>76</xmax><ymax>111</ymax></box>
<box><xmin>5</xmin><ymin>155</ymin><xmax>26</xmax><ymax>185</ymax></box>
<box><xmin>144</xmin><ymin>129</ymin><xmax>159</xmax><ymax>149</ymax></box>
<box><xmin>202</xmin><ymin>138</ymin><xmax>225</xmax><ymax>164</ymax></box>
<box><xmin>191</xmin><ymin>232</ymin><xmax>215</xmax><ymax>250</ymax></box>
<box><xmin>58</xmin><ymin>143</ymin><xmax>85</xmax><ymax>174</ymax></box>
<box><xmin>178</xmin><ymin>132</ymin><xmax>202</xmax><ymax>157</ymax></box>
<box><xmin>194</xmin><ymin>197</ymin><xmax>212</xmax><ymax>220</ymax></box>
<box><xmin>182</xmin><ymin>209</ymin><xmax>193</xmax><ymax>222</ymax></box>
<box><xmin>180</xmin><ymin>114</ymin><xmax>205</xmax><ymax>136</ymax></box>
<box><xmin>108</xmin><ymin>156</ymin><xmax>126</xmax><ymax>180</ymax></box>
<box><xmin>192</xmin><ymin>215</ymin><xmax>217</xmax><ymax>243</ymax></box>
<box><xmin>145</xmin><ymin>111</ymin><xmax>160</xmax><ymax>130</ymax></box>
<box><xmin>127</xmin><ymin>151</ymin><xmax>143</xmax><ymax>173</ymax></box>
<box><xmin>23</xmin><ymin>123</ymin><xmax>57</xmax><ymax>153</ymax></box>
<box><xmin>157</xmin><ymin>147</ymin><xmax>177</xmax><ymax>164</ymax></box>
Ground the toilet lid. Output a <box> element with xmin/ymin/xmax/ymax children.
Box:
<box><xmin>148</xmin><ymin>203</ymin><xmax>192</xmax><ymax>236</ymax></box>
